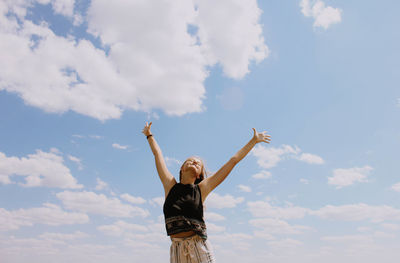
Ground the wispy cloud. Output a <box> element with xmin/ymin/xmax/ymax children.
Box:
<box><xmin>300</xmin><ymin>0</ymin><xmax>342</xmax><ymax>29</ymax></box>
<box><xmin>0</xmin><ymin>203</ymin><xmax>89</xmax><ymax>231</ymax></box>
<box><xmin>311</xmin><ymin>203</ymin><xmax>400</xmax><ymax>222</ymax></box>
<box><xmin>89</xmin><ymin>135</ymin><xmax>104</xmax><ymax>139</ymax></box>
<box><xmin>250</xmin><ymin>218</ymin><xmax>311</xmax><ymax>235</ymax></box>
<box><xmin>68</xmin><ymin>155</ymin><xmax>83</xmax><ymax>170</ymax></box>
<box><xmin>267</xmin><ymin>238</ymin><xmax>303</xmax><ymax>249</ymax></box>
<box><xmin>328</xmin><ymin>166</ymin><xmax>373</xmax><ymax>188</ymax></box>
<box><xmin>247</xmin><ymin>200</ymin><xmax>309</xmax><ymax>219</ymax></box>
<box><xmin>252</xmin><ymin>170</ymin><xmax>272</xmax><ymax>180</ymax></box>
<box><xmin>39</xmin><ymin>231</ymin><xmax>89</xmax><ymax>241</ymax></box>
<box><xmin>300</xmin><ymin>178</ymin><xmax>309</xmax><ymax>184</ymax></box>
<box><xmin>206</xmin><ymin>193</ymin><xmax>244</xmax><ymax>209</ymax></box>
<box><xmin>205</xmin><ymin>211</ymin><xmax>226</xmax><ymax>222</ymax></box>
<box><xmin>391</xmin><ymin>182</ymin><xmax>400</xmax><ymax>192</ymax></box>
<box><xmin>207</xmin><ymin>222</ymin><xmax>226</xmax><ymax>233</ymax></box>
<box><xmin>95</xmin><ymin>178</ymin><xmax>108</xmax><ymax>191</ymax></box>
<box><xmin>120</xmin><ymin>193</ymin><xmax>147</xmax><ymax>205</ymax></box>
<box><xmin>251</xmin><ymin>144</ymin><xmax>300</xmax><ymax>169</ymax></box>
<box><xmin>112</xmin><ymin>143</ymin><xmax>129</xmax><ymax>150</ymax></box>
<box><xmin>237</xmin><ymin>184</ymin><xmax>252</xmax><ymax>193</ymax></box>
<box><xmin>295</xmin><ymin>153</ymin><xmax>324</xmax><ymax>164</ymax></box>
<box><xmin>150</xmin><ymin>196</ymin><xmax>165</xmax><ymax>207</ymax></box>
<box><xmin>251</xmin><ymin>144</ymin><xmax>324</xmax><ymax>169</ymax></box>
<box><xmin>97</xmin><ymin>220</ymin><xmax>148</xmax><ymax>237</ymax></box>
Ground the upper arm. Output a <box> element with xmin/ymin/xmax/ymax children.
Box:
<box><xmin>199</xmin><ymin>157</ymin><xmax>237</xmax><ymax>201</ymax></box>
<box><xmin>154</xmin><ymin>153</ymin><xmax>177</xmax><ymax>196</ymax></box>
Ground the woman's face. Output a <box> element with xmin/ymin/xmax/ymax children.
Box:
<box><xmin>182</xmin><ymin>157</ymin><xmax>203</xmax><ymax>178</ymax></box>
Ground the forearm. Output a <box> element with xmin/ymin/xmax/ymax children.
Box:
<box><xmin>231</xmin><ymin>137</ymin><xmax>257</xmax><ymax>164</ymax></box>
<box><xmin>147</xmin><ymin>136</ymin><xmax>162</xmax><ymax>156</ymax></box>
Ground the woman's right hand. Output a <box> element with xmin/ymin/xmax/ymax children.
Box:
<box><xmin>142</xmin><ymin>122</ymin><xmax>152</xmax><ymax>137</ymax></box>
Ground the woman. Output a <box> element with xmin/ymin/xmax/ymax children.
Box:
<box><xmin>142</xmin><ymin>122</ymin><xmax>271</xmax><ymax>263</ymax></box>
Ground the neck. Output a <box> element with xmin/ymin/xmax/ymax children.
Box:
<box><xmin>180</xmin><ymin>171</ymin><xmax>197</xmax><ymax>185</ymax></box>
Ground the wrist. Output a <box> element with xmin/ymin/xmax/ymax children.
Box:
<box><xmin>146</xmin><ymin>134</ymin><xmax>153</xmax><ymax>139</ymax></box>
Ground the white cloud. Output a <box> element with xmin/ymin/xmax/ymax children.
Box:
<box><xmin>120</xmin><ymin>193</ymin><xmax>146</xmax><ymax>205</ymax></box>
<box><xmin>89</xmin><ymin>135</ymin><xmax>103</xmax><ymax>139</ymax></box>
<box><xmin>251</xmin><ymin>144</ymin><xmax>300</xmax><ymax>169</ymax></box>
<box><xmin>391</xmin><ymin>182</ymin><xmax>400</xmax><ymax>192</ymax></box>
<box><xmin>50</xmin><ymin>0</ymin><xmax>75</xmax><ymax>17</ymax></box>
<box><xmin>237</xmin><ymin>184</ymin><xmax>252</xmax><ymax>193</ymax></box>
<box><xmin>381</xmin><ymin>223</ymin><xmax>400</xmax><ymax>231</ymax></box>
<box><xmin>207</xmin><ymin>222</ymin><xmax>226</xmax><ymax>233</ymax></box>
<box><xmin>247</xmin><ymin>200</ymin><xmax>309</xmax><ymax>219</ymax></box>
<box><xmin>205</xmin><ymin>211</ymin><xmax>226</xmax><ymax>222</ymax></box>
<box><xmin>328</xmin><ymin>166</ymin><xmax>373</xmax><ymax>188</ymax></box>
<box><xmin>267</xmin><ymin>238</ymin><xmax>303</xmax><ymax>249</ymax></box>
<box><xmin>300</xmin><ymin>0</ymin><xmax>342</xmax><ymax>29</ymax></box>
<box><xmin>250</xmin><ymin>218</ymin><xmax>310</xmax><ymax>235</ymax></box>
<box><xmin>295</xmin><ymin>153</ymin><xmax>325</xmax><ymax>164</ymax></box>
<box><xmin>112</xmin><ymin>143</ymin><xmax>128</xmax><ymax>150</ymax></box>
<box><xmin>34</xmin><ymin>0</ymin><xmax>76</xmax><ymax>17</ymax></box>
<box><xmin>321</xmin><ymin>234</ymin><xmax>373</xmax><ymax>244</ymax></box>
<box><xmin>252</xmin><ymin>170</ymin><xmax>272</xmax><ymax>179</ymax></box>
<box><xmin>68</xmin><ymin>155</ymin><xmax>83</xmax><ymax>170</ymax></box>
<box><xmin>206</xmin><ymin>192</ymin><xmax>244</xmax><ymax>209</ymax></box>
<box><xmin>212</xmin><ymin>233</ymin><xmax>253</xmax><ymax>243</ymax></box>
<box><xmin>0</xmin><ymin>174</ymin><xmax>12</xmax><ymax>184</ymax></box>
<box><xmin>56</xmin><ymin>191</ymin><xmax>149</xmax><ymax>218</ymax></box>
<box><xmin>0</xmin><ymin>8</ymin><xmax>130</xmax><ymax>120</ymax></box>
<box><xmin>95</xmin><ymin>178</ymin><xmax>108</xmax><ymax>190</ymax></box>
<box><xmin>39</xmin><ymin>231</ymin><xmax>89</xmax><ymax>242</ymax></box>
<box><xmin>311</xmin><ymin>203</ymin><xmax>400</xmax><ymax>222</ymax></box>
<box><xmin>97</xmin><ymin>220</ymin><xmax>148</xmax><ymax>237</ymax></box>
<box><xmin>251</xmin><ymin>144</ymin><xmax>323</xmax><ymax>170</ymax></box>
<box><xmin>373</xmin><ymin>231</ymin><xmax>396</xmax><ymax>239</ymax></box>
<box><xmin>0</xmin><ymin>203</ymin><xmax>89</xmax><ymax>231</ymax></box>
<box><xmin>0</xmin><ymin>0</ymin><xmax>268</xmax><ymax>121</ymax></box>
<box><xmin>210</xmin><ymin>233</ymin><xmax>254</xmax><ymax>253</ymax></box>
<box><xmin>193</xmin><ymin>0</ymin><xmax>269</xmax><ymax>79</ymax></box>
<box><xmin>357</xmin><ymin>226</ymin><xmax>371</xmax><ymax>233</ymax></box>
<box><xmin>0</xmin><ymin>150</ymin><xmax>82</xmax><ymax>189</ymax></box>
<box><xmin>150</xmin><ymin>196</ymin><xmax>165</xmax><ymax>207</ymax></box>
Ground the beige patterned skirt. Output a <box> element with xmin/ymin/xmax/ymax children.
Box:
<box><xmin>170</xmin><ymin>234</ymin><xmax>216</xmax><ymax>263</ymax></box>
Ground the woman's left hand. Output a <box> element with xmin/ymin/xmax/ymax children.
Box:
<box><xmin>252</xmin><ymin>128</ymin><xmax>271</xmax><ymax>144</ymax></box>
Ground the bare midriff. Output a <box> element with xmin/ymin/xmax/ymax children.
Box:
<box><xmin>170</xmin><ymin>230</ymin><xmax>196</xmax><ymax>238</ymax></box>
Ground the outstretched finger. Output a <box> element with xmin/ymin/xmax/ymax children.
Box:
<box><xmin>149</xmin><ymin>122</ymin><xmax>152</xmax><ymax>128</ymax></box>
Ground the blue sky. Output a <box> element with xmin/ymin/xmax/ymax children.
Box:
<box><xmin>1</xmin><ymin>0</ymin><xmax>400</xmax><ymax>262</ymax></box>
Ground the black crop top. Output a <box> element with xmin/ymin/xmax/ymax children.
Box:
<box><xmin>163</xmin><ymin>183</ymin><xmax>207</xmax><ymax>239</ymax></box>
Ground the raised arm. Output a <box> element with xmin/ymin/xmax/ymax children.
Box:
<box><xmin>199</xmin><ymin>128</ymin><xmax>271</xmax><ymax>201</ymax></box>
<box><xmin>142</xmin><ymin>122</ymin><xmax>176</xmax><ymax>196</ymax></box>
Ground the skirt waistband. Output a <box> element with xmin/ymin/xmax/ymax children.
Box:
<box><xmin>170</xmin><ymin>233</ymin><xmax>199</xmax><ymax>242</ymax></box>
